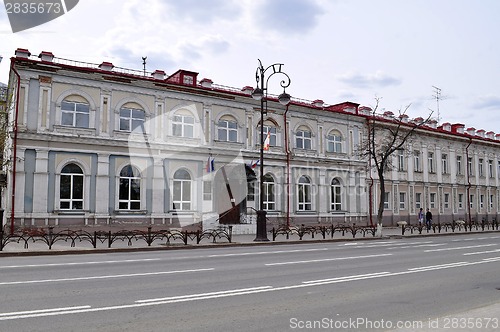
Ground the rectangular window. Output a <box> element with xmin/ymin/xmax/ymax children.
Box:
<box><xmin>468</xmin><ymin>157</ymin><xmax>473</xmax><ymax>176</ymax></box>
<box><xmin>415</xmin><ymin>193</ymin><xmax>422</xmax><ymax>209</ymax></box>
<box><xmin>480</xmin><ymin>194</ymin><xmax>484</xmax><ymax>209</ymax></box>
<box><xmin>414</xmin><ymin>151</ymin><xmax>421</xmax><ymax>172</ymax></box>
<box><xmin>399</xmin><ymin>192</ymin><xmax>406</xmax><ymax>210</ymax></box>
<box><xmin>479</xmin><ymin>159</ymin><xmax>484</xmax><ymax>177</ymax></box>
<box><xmin>444</xmin><ymin>193</ymin><xmax>450</xmax><ymax>209</ymax></box>
<box><xmin>384</xmin><ymin>192</ymin><xmax>390</xmax><ymax>210</ymax></box>
<box><xmin>490</xmin><ymin>195</ymin><xmax>494</xmax><ymax>209</ymax></box>
<box><xmin>470</xmin><ymin>194</ymin><xmax>474</xmax><ymax>209</ymax></box>
<box><xmin>397</xmin><ymin>149</ymin><xmax>405</xmax><ymax>171</ymax></box>
<box><xmin>296</xmin><ymin>130</ymin><xmax>312</xmax><ymax>150</ymax></box>
<box><xmin>430</xmin><ymin>193</ymin><xmax>436</xmax><ymax>209</ymax></box>
<box><xmin>428</xmin><ymin>152</ymin><xmax>434</xmax><ymax>173</ymax></box>
<box><xmin>489</xmin><ymin>160</ymin><xmax>494</xmax><ymax>178</ymax></box>
<box><xmin>441</xmin><ymin>154</ymin><xmax>448</xmax><ymax>174</ymax></box>
<box><xmin>457</xmin><ymin>156</ymin><xmax>462</xmax><ymax>175</ymax></box>
<box><xmin>203</xmin><ymin>181</ymin><xmax>212</xmax><ymax>201</ymax></box>
<box><xmin>458</xmin><ymin>194</ymin><xmax>464</xmax><ymax>209</ymax></box>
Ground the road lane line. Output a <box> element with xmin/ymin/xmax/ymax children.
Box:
<box><xmin>0</xmin><ymin>268</ymin><xmax>214</xmax><ymax>286</ymax></box>
<box><xmin>424</xmin><ymin>243</ymin><xmax>497</xmax><ymax>252</ymax></box>
<box><xmin>0</xmin><ymin>258</ymin><xmax>162</xmax><ymax>269</ymax></box>
<box><xmin>463</xmin><ymin>249</ymin><xmax>500</xmax><ymax>256</ymax></box>
<box><xmin>207</xmin><ymin>248</ymin><xmax>329</xmax><ymax>258</ymax></box>
<box><xmin>136</xmin><ymin>286</ymin><xmax>273</xmax><ymax>303</ymax></box>
<box><xmin>265</xmin><ymin>253</ymin><xmax>392</xmax><ymax>266</ymax></box>
<box><xmin>0</xmin><ymin>306</ymin><xmax>92</xmax><ymax>318</ymax></box>
<box><xmin>302</xmin><ymin>272</ymin><xmax>391</xmax><ymax>284</ymax></box>
<box><xmin>408</xmin><ymin>262</ymin><xmax>470</xmax><ymax>271</ymax></box>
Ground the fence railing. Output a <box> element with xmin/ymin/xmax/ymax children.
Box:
<box><xmin>398</xmin><ymin>219</ymin><xmax>499</xmax><ymax>235</ymax></box>
<box><xmin>270</xmin><ymin>224</ymin><xmax>377</xmax><ymax>241</ymax></box>
<box><xmin>0</xmin><ymin>226</ymin><xmax>233</xmax><ymax>251</ymax></box>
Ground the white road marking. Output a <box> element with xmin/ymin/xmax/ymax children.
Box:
<box><xmin>136</xmin><ymin>286</ymin><xmax>273</xmax><ymax>303</ymax></box>
<box><xmin>408</xmin><ymin>262</ymin><xmax>470</xmax><ymax>271</ymax></box>
<box><xmin>0</xmin><ymin>258</ymin><xmax>162</xmax><ymax>269</ymax></box>
<box><xmin>0</xmin><ymin>268</ymin><xmax>214</xmax><ymax>286</ymax></box>
<box><xmin>424</xmin><ymin>243</ymin><xmax>497</xmax><ymax>252</ymax></box>
<box><xmin>0</xmin><ymin>306</ymin><xmax>91</xmax><ymax>318</ymax></box>
<box><xmin>207</xmin><ymin>248</ymin><xmax>329</xmax><ymax>257</ymax></box>
<box><xmin>265</xmin><ymin>253</ymin><xmax>392</xmax><ymax>266</ymax></box>
<box><xmin>303</xmin><ymin>272</ymin><xmax>391</xmax><ymax>284</ymax></box>
<box><xmin>463</xmin><ymin>249</ymin><xmax>500</xmax><ymax>256</ymax></box>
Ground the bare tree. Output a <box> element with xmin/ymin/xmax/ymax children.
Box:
<box><xmin>360</xmin><ymin>98</ymin><xmax>432</xmax><ymax>236</ymax></box>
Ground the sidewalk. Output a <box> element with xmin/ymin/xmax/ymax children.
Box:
<box><xmin>1</xmin><ymin>226</ymin><xmax>498</xmax><ymax>257</ymax></box>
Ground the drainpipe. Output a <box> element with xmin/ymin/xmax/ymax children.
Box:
<box><xmin>284</xmin><ymin>104</ymin><xmax>291</xmax><ymax>228</ymax></box>
<box><xmin>465</xmin><ymin>138</ymin><xmax>472</xmax><ymax>224</ymax></box>
<box><xmin>366</xmin><ymin>117</ymin><xmax>374</xmax><ymax>227</ymax></box>
<box><xmin>9</xmin><ymin>60</ymin><xmax>21</xmax><ymax>235</ymax></box>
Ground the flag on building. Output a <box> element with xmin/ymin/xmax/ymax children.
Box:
<box><xmin>263</xmin><ymin>131</ymin><xmax>271</xmax><ymax>151</ymax></box>
<box><xmin>206</xmin><ymin>156</ymin><xmax>215</xmax><ymax>173</ymax></box>
<box><xmin>250</xmin><ymin>159</ymin><xmax>260</xmax><ymax>169</ymax></box>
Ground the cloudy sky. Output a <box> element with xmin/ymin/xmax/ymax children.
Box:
<box><xmin>1</xmin><ymin>0</ymin><xmax>500</xmax><ymax>132</ymax></box>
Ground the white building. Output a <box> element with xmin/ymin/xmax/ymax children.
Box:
<box><xmin>2</xmin><ymin>48</ymin><xmax>368</xmax><ymax>232</ymax></box>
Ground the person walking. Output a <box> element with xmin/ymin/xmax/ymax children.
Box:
<box><xmin>418</xmin><ymin>208</ymin><xmax>424</xmax><ymax>226</ymax></box>
<box><xmin>425</xmin><ymin>208</ymin><xmax>433</xmax><ymax>230</ymax></box>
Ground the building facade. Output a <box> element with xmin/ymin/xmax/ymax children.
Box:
<box><xmin>3</xmin><ymin>48</ymin><xmax>368</xmax><ymax>232</ymax></box>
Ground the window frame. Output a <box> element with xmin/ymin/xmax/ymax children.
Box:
<box><xmin>119</xmin><ymin>107</ymin><xmax>146</xmax><ymax>133</ymax></box>
<box><xmin>172</xmin><ymin>169</ymin><xmax>192</xmax><ymax>211</ymax></box>
<box><xmin>330</xmin><ymin>178</ymin><xmax>342</xmax><ymax>211</ymax></box>
<box><xmin>218</xmin><ymin>119</ymin><xmax>238</xmax><ymax>142</ymax></box>
<box><xmin>59</xmin><ymin>163</ymin><xmax>84</xmax><ymax>210</ymax></box>
<box><xmin>61</xmin><ymin>100</ymin><xmax>90</xmax><ymax>128</ymax></box>
<box><xmin>297</xmin><ymin>176</ymin><xmax>312</xmax><ymax>211</ymax></box>
<box><xmin>118</xmin><ymin>165</ymin><xmax>141</xmax><ymax>211</ymax></box>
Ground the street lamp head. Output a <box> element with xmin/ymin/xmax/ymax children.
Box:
<box><xmin>251</xmin><ymin>87</ymin><xmax>264</xmax><ymax>101</ymax></box>
<box><xmin>278</xmin><ymin>92</ymin><xmax>291</xmax><ymax>105</ymax></box>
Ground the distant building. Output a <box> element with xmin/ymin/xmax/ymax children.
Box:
<box><xmin>3</xmin><ymin>48</ymin><xmax>368</xmax><ymax>232</ymax></box>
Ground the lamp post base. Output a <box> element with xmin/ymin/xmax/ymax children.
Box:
<box><xmin>254</xmin><ymin>210</ymin><xmax>269</xmax><ymax>241</ymax></box>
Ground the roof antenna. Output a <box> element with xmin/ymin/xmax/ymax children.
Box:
<box><xmin>432</xmin><ymin>85</ymin><xmax>447</xmax><ymax>123</ymax></box>
<box><xmin>142</xmin><ymin>56</ymin><xmax>147</xmax><ymax>76</ymax></box>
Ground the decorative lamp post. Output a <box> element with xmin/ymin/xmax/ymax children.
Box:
<box><xmin>252</xmin><ymin>59</ymin><xmax>291</xmax><ymax>241</ymax></box>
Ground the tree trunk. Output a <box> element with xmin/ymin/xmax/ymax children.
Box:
<box><xmin>376</xmin><ymin>171</ymin><xmax>386</xmax><ymax>237</ymax></box>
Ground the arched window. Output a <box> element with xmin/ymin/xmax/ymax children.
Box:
<box><xmin>327</xmin><ymin>130</ymin><xmax>343</xmax><ymax>153</ymax></box>
<box><xmin>60</xmin><ymin>163</ymin><xmax>84</xmax><ymax>210</ymax></box>
<box><xmin>297</xmin><ymin>176</ymin><xmax>312</xmax><ymax>211</ymax></box>
<box><xmin>263</xmin><ymin>173</ymin><xmax>275</xmax><ymax>211</ymax></box>
<box><xmin>331</xmin><ymin>178</ymin><xmax>342</xmax><ymax>211</ymax></box>
<box><xmin>172</xmin><ymin>110</ymin><xmax>195</xmax><ymax>138</ymax></box>
<box><xmin>61</xmin><ymin>97</ymin><xmax>90</xmax><ymax>128</ymax></box>
<box><xmin>120</xmin><ymin>107</ymin><xmax>145</xmax><ymax>132</ymax></box>
<box><xmin>119</xmin><ymin>165</ymin><xmax>141</xmax><ymax>210</ymax></box>
<box><xmin>173</xmin><ymin>169</ymin><xmax>192</xmax><ymax>210</ymax></box>
<box><xmin>218</xmin><ymin>116</ymin><xmax>238</xmax><ymax>142</ymax></box>
<box><xmin>296</xmin><ymin>126</ymin><xmax>312</xmax><ymax>150</ymax></box>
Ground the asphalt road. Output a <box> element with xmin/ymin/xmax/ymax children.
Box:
<box><xmin>0</xmin><ymin>234</ymin><xmax>499</xmax><ymax>332</ymax></box>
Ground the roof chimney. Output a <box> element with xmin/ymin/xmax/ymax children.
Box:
<box><xmin>200</xmin><ymin>78</ymin><xmax>213</xmax><ymax>88</ymax></box>
<box><xmin>466</xmin><ymin>127</ymin><xmax>476</xmax><ymax>136</ymax></box>
<box><xmin>151</xmin><ymin>70</ymin><xmax>166</xmax><ymax>80</ymax></box>
<box><xmin>98</xmin><ymin>62</ymin><xmax>114</xmax><ymax>71</ymax></box>
<box><xmin>312</xmin><ymin>99</ymin><xmax>324</xmax><ymax>107</ymax></box>
<box><xmin>15</xmin><ymin>48</ymin><xmax>31</xmax><ymax>58</ymax></box>
<box><xmin>38</xmin><ymin>51</ymin><xmax>54</xmax><ymax>62</ymax></box>
<box><xmin>241</xmin><ymin>86</ymin><xmax>254</xmax><ymax>96</ymax></box>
